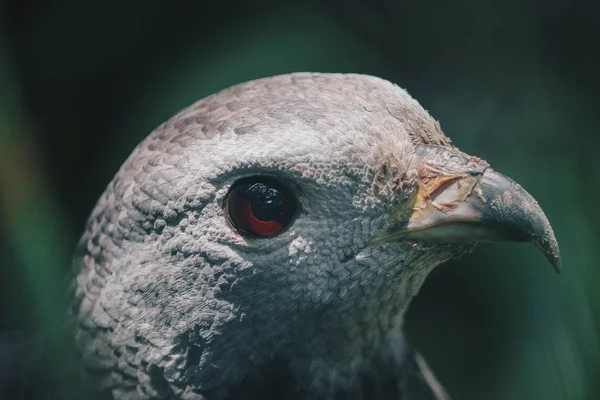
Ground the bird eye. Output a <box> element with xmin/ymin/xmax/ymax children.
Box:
<box><xmin>225</xmin><ymin>177</ymin><xmax>297</xmax><ymax>237</ymax></box>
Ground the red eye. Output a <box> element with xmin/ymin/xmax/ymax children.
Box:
<box><xmin>226</xmin><ymin>178</ymin><xmax>297</xmax><ymax>237</ymax></box>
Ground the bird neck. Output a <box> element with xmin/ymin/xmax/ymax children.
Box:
<box><xmin>288</xmin><ymin>289</ymin><xmax>412</xmax><ymax>390</ymax></box>
<box><xmin>193</xmin><ymin>247</ymin><xmax>440</xmax><ymax>397</ymax></box>
<box><xmin>217</xmin><ymin>315</ymin><xmax>415</xmax><ymax>400</ymax></box>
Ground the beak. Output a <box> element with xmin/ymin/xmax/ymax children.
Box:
<box><xmin>385</xmin><ymin>145</ymin><xmax>561</xmax><ymax>273</ymax></box>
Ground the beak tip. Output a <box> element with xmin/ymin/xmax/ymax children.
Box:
<box><xmin>551</xmin><ymin>256</ymin><xmax>562</xmax><ymax>275</ymax></box>
<box><xmin>534</xmin><ymin>220</ymin><xmax>562</xmax><ymax>275</ymax></box>
<box><xmin>539</xmin><ymin>236</ymin><xmax>561</xmax><ymax>274</ymax></box>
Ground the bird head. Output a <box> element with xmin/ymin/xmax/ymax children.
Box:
<box><xmin>72</xmin><ymin>73</ymin><xmax>560</xmax><ymax>397</ymax></box>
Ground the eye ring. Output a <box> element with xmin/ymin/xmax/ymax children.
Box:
<box><xmin>225</xmin><ymin>177</ymin><xmax>298</xmax><ymax>238</ymax></box>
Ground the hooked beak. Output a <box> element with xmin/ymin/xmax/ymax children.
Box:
<box><xmin>385</xmin><ymin>145</ymin><xmax>561</xmax><ymax>273</ymax></box>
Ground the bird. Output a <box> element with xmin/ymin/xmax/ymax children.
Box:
<box><xmin>69</xmin><ymin>72</ymin><xmax>561</xmax><ymax>400</ymax></box>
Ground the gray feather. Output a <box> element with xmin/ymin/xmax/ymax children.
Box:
<box><xmin>70</xmin><ymin>73</ymin><xmax>460</xmax><ymax>399</ymax></box>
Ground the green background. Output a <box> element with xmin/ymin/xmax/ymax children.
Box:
<box><xmin>1</xmin><ymin>1</ymin><xmax>598</xmax><ymax>399</ymax></box>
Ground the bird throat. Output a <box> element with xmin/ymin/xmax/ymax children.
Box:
<box><xmin>197</xmin><ymin>243</ymin><xmax>461</xmax><ymax>399</ymax></box>
<box><xmin>217</xmin><ymin>287</ymin><xmax>422</xmax><ymax>400</ymax></box>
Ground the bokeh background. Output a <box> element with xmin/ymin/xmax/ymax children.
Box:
<box><xmin>1</xmin><ymin>0</ymin><xmax>599</xmax><ymax>399</ymax></box>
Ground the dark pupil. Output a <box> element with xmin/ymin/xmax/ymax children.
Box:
<box><xmin>243</xmin><ymin>183</ymin><xmax>288</xmax><ymax>221</ymax></box>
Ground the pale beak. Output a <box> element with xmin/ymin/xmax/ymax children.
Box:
<box><xmin>385</xmin><ymin>145</ymin><xmax>561</xmax><ymax>273</ymax></box>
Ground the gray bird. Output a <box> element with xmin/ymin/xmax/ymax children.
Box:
<box><xmin>69</xmin><ymin>73</ymin><xmax>561</xmax><ymax>400</ymax></box>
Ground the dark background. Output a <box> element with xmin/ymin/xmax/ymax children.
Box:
<box><xmin>1</xmin><ymin>1</ymin><xmax>599</xmax><ymax>399</ymax></box>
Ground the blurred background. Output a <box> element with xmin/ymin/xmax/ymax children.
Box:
<box><xmin>0</xmin><ymin>0</ymin><xmax>599</xmax><ymax>399</ymax></box>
